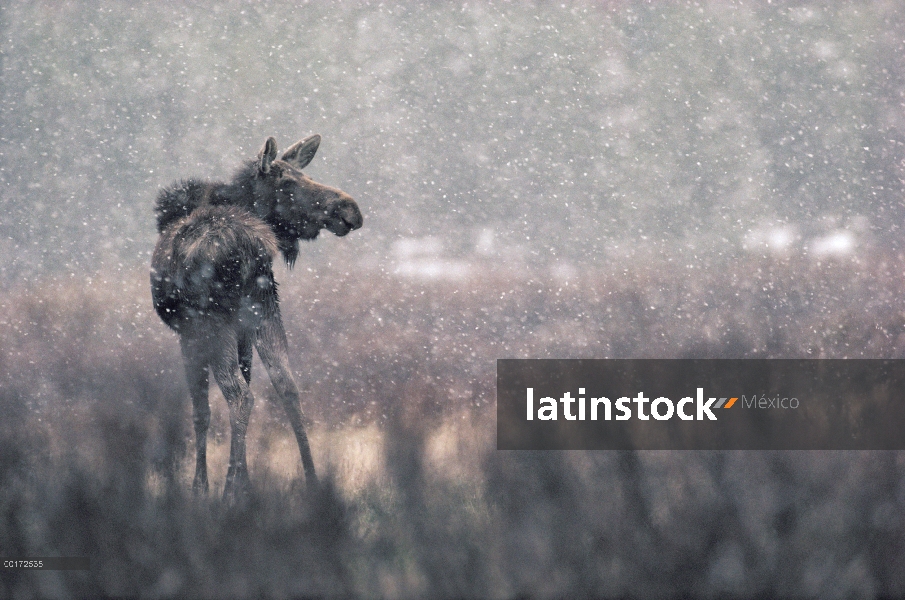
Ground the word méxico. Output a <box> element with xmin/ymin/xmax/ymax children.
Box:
<box><xmin>525</xmin><ymin>388</ymin><xmax>738</xmax><ymax>421</ymax></box>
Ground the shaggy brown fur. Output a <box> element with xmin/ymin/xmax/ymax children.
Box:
<box><xmin>150</xmin><ymin>135</ymin><xmax>362</xmax><ymax>498</ymax></box>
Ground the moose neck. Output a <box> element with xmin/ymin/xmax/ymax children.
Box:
<box><xmin>220</xmin><ymin>160</ymin><xmax>301</xmax><ymax>266</ymax></box>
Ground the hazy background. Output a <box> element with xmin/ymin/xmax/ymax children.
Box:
<box><xmin>2</xmin><ymin>1</ymin><xmax>905</xmax><ymax>598</ymax></box>
<box><xmin>3</xmin><ymin>1</ymin><xmax>904</xmax><ymax>281</ymax></box>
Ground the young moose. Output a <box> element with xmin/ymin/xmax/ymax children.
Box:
<box><xmin>150</xmin><ymin>135</ymin><xmax>362</xmax><ymax>498</ymax></box>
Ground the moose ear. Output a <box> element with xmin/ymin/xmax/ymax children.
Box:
<box><xmin>258</xmin><ymin>137</ymin><xmax>278</xmax><ymax>174</ymax></box>
<box><xmin>281</xmin><ymin>134</ymin><xmax>321</xmax><ymax>170</ymax></box>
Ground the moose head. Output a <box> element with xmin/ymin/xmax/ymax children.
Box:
<box><xmin>250</xmin><ymin>135</ymin><xmax>363</xmax><ymax>264</ymax></box>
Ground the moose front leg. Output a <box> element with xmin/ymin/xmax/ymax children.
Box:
<box><xmin>255</xmin><ymin>310</ymin><xmax>318</xmax><ymax>488</ymax></box>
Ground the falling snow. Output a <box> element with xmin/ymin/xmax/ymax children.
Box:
<box><xmin>2</xmin><ymin>2</ymin><xmax>905</xmax><ymax>598</ymax></box>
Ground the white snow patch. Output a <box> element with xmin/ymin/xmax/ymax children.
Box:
<box><xmin>391</xmin><ymin>236</ymin><xmax>471</xmax><ymax>280</ymax></box>
<box><xmin>742</xmin><ymin>225</ymin><xmax>799</xmax><ymax>255</ymax></box>
<box><xmin>808</xmin><ymin>230</ymin><xmax>855</xmax><ymax>257</ymax></box>
<box><xmin>392</xmin><ymin>236</ymin><xmax>444</xmax><ymax>260</ymax></box>
<box><xmin>394</xmin><ymin>259</ymin><xmax>471</xmax><ymax>280</ymax></box>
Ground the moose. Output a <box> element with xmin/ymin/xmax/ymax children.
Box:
<box><xmin>150</xmin><ymin>135</ymin><xmax>362</xmax><ymax>498</ymax></box>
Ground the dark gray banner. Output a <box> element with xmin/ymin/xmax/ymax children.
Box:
<box><xmin>497</xmin><ymin>359</ymin><xmax>905</xmax><ymax>450</ymax></box>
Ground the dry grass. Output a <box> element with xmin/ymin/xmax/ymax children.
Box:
<box><xmin>2</xmin><ymin>251</ymin><xmax>905</xmax><ymax>597</ymax></box>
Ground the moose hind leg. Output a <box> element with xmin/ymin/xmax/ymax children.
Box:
<box><xmin>255</xmin><ymin>311</ymin><xmax>318</xmax><ymax>487</ymax></box>
<box><xmin>180</xmin><ymin>334</ymin><xmax>211</xmax><ymax>495</ymax></box>
<box><xmin>238</xmin><ymin>333</ymin><xmax>253</xmax><ymax>385</ymax></box>
<box><xmin>209</xmin><ymin>329</ymin><xmax>256</xmax><ymax>500</ymax></box>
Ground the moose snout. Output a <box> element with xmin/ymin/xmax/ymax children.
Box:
<box><xmin>327</xmin><ymin>196</ymin><xmax>363</xmax><ymax>236</ymax></box>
